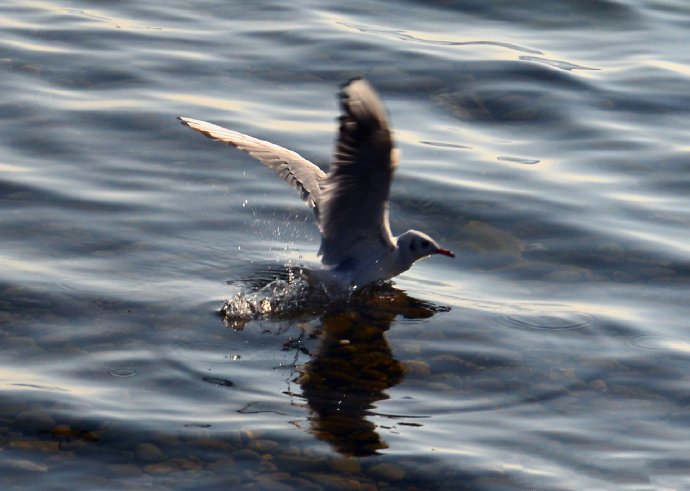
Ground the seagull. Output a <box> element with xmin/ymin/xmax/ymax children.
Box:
<box><xmin>179</xmin><ymin>78</ymin><xmax>454</xmax><ymax>288</ymax></box>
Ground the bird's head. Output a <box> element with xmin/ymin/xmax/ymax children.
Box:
<box><xmin>396</xmin><ymin>230</ymin><xmax>455</xmax><ymax>266</ymax></box>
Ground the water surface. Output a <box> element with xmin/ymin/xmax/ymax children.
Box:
<box><xmin>1</xmin><ymin>1</ymin><xmax>690</xmax><ymax>490</ymax></box>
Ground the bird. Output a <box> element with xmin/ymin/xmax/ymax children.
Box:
<box><xmin>179</xmin><ymin>78</ymin><xmax>454</xmax><ymax>288</ymax></box>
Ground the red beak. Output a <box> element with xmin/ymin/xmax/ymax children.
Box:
<box><xmin>436</xmin><ymin>248</ymin><xmax>455</xmax><ymax>258</ymax></box>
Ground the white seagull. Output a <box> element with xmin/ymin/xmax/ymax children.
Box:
<box><xmin>179</xmin><ymin>78</ymin><xmax>454</xmax><ymax>287</ymax></box>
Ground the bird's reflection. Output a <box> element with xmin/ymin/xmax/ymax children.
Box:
<box><xmin>292</xmin><ymin>284</ymin><xmax>449</xmax><ymax>456</ymax></box>
<box><xmin>220</xmin><ymin>271</ymin><xmax>450</xmax><ymax>456</ymax></box>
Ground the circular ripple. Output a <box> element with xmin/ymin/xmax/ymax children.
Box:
<box><xmin>628</xmin><ymin>335</ymin><xmax>690</xmax><ymax>353</ymax></box>
<box><xmin>494</xmin><ymin>312</ymin><xmax>596</xmax><ymax>332</ymax></box>
<box><xmin>109</xmin><ymin>368</ymin><xmax>139</xmax><ymax>377</ymax></box>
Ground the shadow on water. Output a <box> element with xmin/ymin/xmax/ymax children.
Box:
<box><xmin>221</xmin><ymin>267</ymin><xmax>450</xmax><ymax>457</ymax></box>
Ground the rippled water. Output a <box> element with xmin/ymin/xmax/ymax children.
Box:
<box><xmin>2</xmin><ymin>0</ymin><xmax>690</xmax><ymax>489</ymax></box>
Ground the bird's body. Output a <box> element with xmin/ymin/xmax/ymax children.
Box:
<box><xmin>179</xmin><ymin>78</ymin><xmax>454</xmax><ymax>288</ymax></box>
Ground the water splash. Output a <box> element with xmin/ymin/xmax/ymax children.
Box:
<box><xmin>220</xmin><ymin>266</ymin><xmax>345</xmax><ymax>329</ymax></box>
<box><xmin>219</xmin><ymin>266</ymin><xmax>450</xmax><ymax>329</ymax></box>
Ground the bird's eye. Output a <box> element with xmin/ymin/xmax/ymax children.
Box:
<box><xmin>421</xmin><ymin>239</ymin><xmax>431</xmax><ymax>248</ymax></box>
<box><xmin>409</xmin><ymin>241</ymin><xmax>417</xmax><ymax>251</ymax></box>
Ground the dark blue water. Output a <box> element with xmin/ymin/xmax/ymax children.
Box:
<box><xmin>2</xmin><ymin>1</ymin><xmax>690</xmax><ymax>489</ymax></box>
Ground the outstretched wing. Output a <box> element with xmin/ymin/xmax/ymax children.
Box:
<box><xmin>317</xmin><ymin>78</ymin><xmax>398</xmax><ymax>267</ymax></box>
<box><xmin>179</xmin><ymin>117</ymin><xmax>326</xmax><ymax>210</ymax></box>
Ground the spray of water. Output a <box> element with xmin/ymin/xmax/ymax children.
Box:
<box><xmin>219</xmin><ymin>266</ymin><xmax>355</xmax><ymax>329</ymax></box>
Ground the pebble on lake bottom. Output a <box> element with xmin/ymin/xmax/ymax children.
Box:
<box><xmin>368</xmin><ymin>462</ymin><xmax>407</xmax><ymax>481</ymax></box>
<box><xmin>135</xmin><ymin>442</ymin><xmax>164</xmax><ymax>462</ymax></box>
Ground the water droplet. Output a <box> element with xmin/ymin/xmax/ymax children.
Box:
<box><xmin>173</xmin><ymin>343</ymin><xmax>239</xmax><ymax>364</ymax></box>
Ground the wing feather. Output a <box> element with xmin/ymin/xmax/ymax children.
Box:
<box><xmin>318</xmin><ymin>78</ymin><xmax>397</xmax><ymax>267</ymax></box>
<box><xmin>178</xmin><ymin>117</ymin><xmax>326</xmax><ymax>210</ymax></box>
